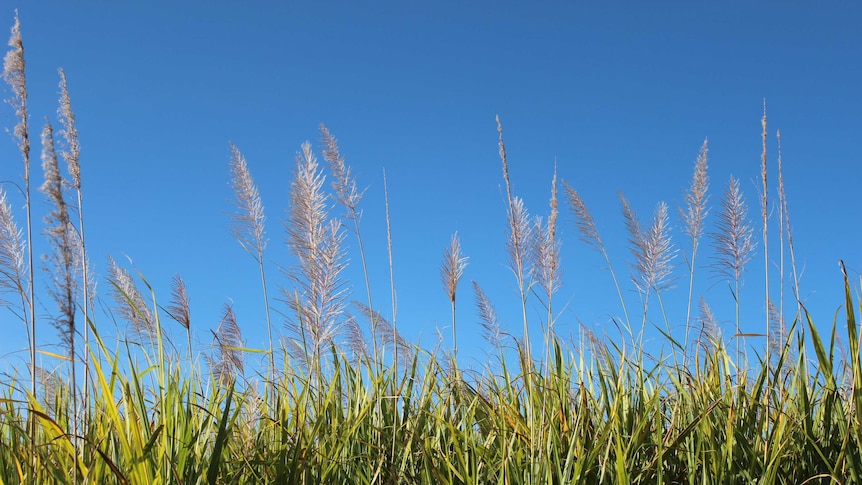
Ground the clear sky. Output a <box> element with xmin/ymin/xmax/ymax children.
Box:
<box><xmin>1</xmin><ymin>2</ymin><xmax>860</xmax><ymax>374</ymax></box>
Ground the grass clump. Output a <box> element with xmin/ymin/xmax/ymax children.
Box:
<box><xmin>1</xmin><ymin>13</ymin><xmax>861</xmax><ymax>485</ymax></box>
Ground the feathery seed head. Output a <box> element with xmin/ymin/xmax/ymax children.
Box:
<box><xmin>3</xmin><ymin>13</ymin><xmax>22</xmax><ymax>83</ymax></box>
<box><xmin>646</xmin><ymin>202</ymin><xmax>675</xmax><ymax>289</ymax></box>
<box><xmin>320</xmin><ymin>124</ymin><xmax>362</xmax><ymax>212</ymax></box>
<box><xmin>355</xmin><ymin>301</ymin><xmax>411</xmax><ymax>367</ymax></box>
<box><xmin>287</xmin><ymin>142</ymin><xmax>328</xmax><ymax>264</ymax></box>
<box><xmin>619</xmin><ymin>192</ymin><xmax>642</xmax><ymax>247</ymax></box>
<box><xmin>682</xmin><ymin>139</ymin><xmax>709</xmax><ymax>241</ymax></box>
<box><xmin>532</xmin><ymin>214</ymin><xmax>562</xmax><ymax>297</ymax></box>
<box><xmin>41</xmin><ymin>121</ymin><xmax>79</xmax><ymax>350</ymax></box>
<box><xmin>342</xmin><ymin>312</ymin><xmax>369</xmax><ymax>365</ymax></box>
<box><xmin>3</xmin><ymin>14</ymin><xmax>24</xmax><ymax>101</ymax></box>
<box><xmin>538</xmin><ymin>167</ymin><xmax>562</xmax><ymax>294</ymax></box>
<box><xmin>697</xmin><ymin>296</ymin><xmax>721</xmax><ymax>353</ymax></box>
<box><xmin>761</xmin><ymin>101</ymin><xmax>768</xmax><ymax>220</ymax></box>
<box><xmin>211</xmin><ymin>303</ymin><xmax>243</xmax><ymax>385</ymax></box>
<box><xmin>563</xmin><ymin>180</ymin><xmax>603</xmax><ymax>251</ymax></box>
<box><xmin>107</xmin><ymin>256</ymin><xmax>156</xmax><ymax>342</ymax></box>
<box><xmin>228</xmin><ymin>143</ymin><xmax>266</xmax><ymax>257</ymax></box>
<box><xmin>3</xmin><ymin>12</ymin><xmax>27</xmax><ymax>156</ymax></box>
<box><xmin>619</xmin><ymin>192</ymin><xmax>646</xmax><ymax>285</ymax></box>
<box><xmin>497</xmin><ymin>115</ymin><xmax>514</xmax><ymax>208</ymax></box>
<box><xmin>36</xmin><ymin>366</ymin><xmax>61</xmax><ymax>415</ymax></box>
<box><xmin>621</xmin><ymin>194</ymin><xmax>675</xmax><ymax>294</ymax></box>
<box><xmin>767</xmin><ymin>300</ymin><xmax>785</xmax><ymax>352</ymax></box>
<box><xmin>0</xmin><ymin>188</ymin><xmax>25</xmax><ymax>298</ymax></box>
<box><xmin>638</xmin><ymin>201</ymin><xmax>675</xmax><ymax>293</ymax></box>
<box><xmin>472</xmin><ymin>281</ymin><xmax>502</xmax><ymax>349</ymax></box>
<box><xmin>507</xmin><ymin>196</ymin><xmax>532</xmax><ymax>275</ymax></box>
<box><xmin>284</xmin><ymin>141</ymin><xmax>348</xmax><ymax>360</ymax></box>
<box><xmin>57</xmin><ymin>69</ymin><xmax>81</xmax><ymax>189</ymax></box>
<box><xmin>549</xmin><ymin>165</ymin><xmax>558</xmax><ymax>242</ymax></box>
<box><xmin>711</xmin><ymin>176</ymin><xmax>756</xmax><ymax>283</ymax></box>
<box><xmin>40</xmin><ymin>123</ymin><xmax>63</xmax><ymax>207</ymax></box>
<box><xmin>441</xmin><ymin>232</ymin><xmax>468</xmax><ymax>304</ymax></box>
<box><xmin>167</xmin><ymin>274</ymin><xmax>191</xmax><ymax>330</ymax></box>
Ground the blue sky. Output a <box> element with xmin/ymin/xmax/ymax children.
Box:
<box><xmin>2</xmin><ymin>2</ymin><xmax>860</xmax><ymax>373</ymax></box>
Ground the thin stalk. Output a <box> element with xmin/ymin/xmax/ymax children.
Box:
<box><xmin>383</xmin><ymin>170</ymin><xmax>397</xmax><ymax>371</ymax></box>
<box><xmin>681</xmin><ymin>140</ymin><xmax>709</xmax><ymax>362</ymax></box>
<box><xmin>640</xmin><ymin>288</ymin><xmax>653</xmax><ymax>353</ymax></box>
<box><xmin>450</xmin><ymin>300</ymin><xmax>456</xmax><ymax>363</ymax></box>
<box><xmin>777</xmin><ymin>135</ymin><xmax>785</xmax><ymax>356</ymax></box>
<box><xmin>712</xmin><ymin>176</ymin><xmax>754</xmax><ymax>379</ymax></box>
<box><xmin>760</xmin><ymin>105</ymin><xmax>769</xmax><ymax>360</ymax></box>
<box><xmin>441</xmin><ymin>232</ymin><xmax>467</xmax><ymax>363</ymax></box>
<box><xmin>760</xmin><ymin>102</ymin><xmax>771</xmax><ymax>451</ymax></box>
<box><xmin>496</xmin><ymin>115</ymin><xmax>537</xmax><ymax>468</ymax></box>
<box><xmin>734</xmin><ymin>279</ymin><xmax>741</xmax><ymax>372</ymax></box>
<box><xmin>257</xmin><ymin>255</ymin><xmax>274</xmax><ymax>388</ymax></box>
<box><xmin>536</xmin><ymin>166</ymin><xmax>560</xmax><ymax>371</ymax></box>
<box><xmin>349</xmin><ymin>217</ymin><xmax>377</xmax><ymax>362</ymax></box>
<box><xmin>621</xmin><ymin>196</ymin><xmax>674</xmax><ymax>353</ymax></box>
<box><xmin>776</xmin><ymin>130</ymin><xmax>802</xmax><ymax>332</ymax></box>
<box><xmin>3</xmin><ymin>12</ymin><xmax>36</xmax><ymax>443</ymax></box>
<box><xmin>496</xmin><ymin>116</ymin><xmax>532</xmax><ymax>363</ymax></box>
<box><xmin>563</xmin><ymin>181</ymin><xmax>632</xmax><ymax>333</ymax></box>
<box><xmin>58</xmin><ymin>68</ymin><xmax>90</xmax><ymax>441</ymax></box>
<box><xmin>382</xmin><ymin>169</ymin><xmax>398</xmax><ymax>467</ymax></box>
<box><xmin>227</xmin><ymin>143</ymin><xmax>274</xmax><ymax>396</ymax></box>
<box><xmin>770</xmin><ymin>131</ymin><xmax>791</xmax><ymax>376</ymax></box>
<box><xmin>166</xmin><ymin>273</ymin><xmax>192</xmax><ymax>369</ymax></box>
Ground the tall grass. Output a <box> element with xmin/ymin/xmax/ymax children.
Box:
<box><xmin>2</xmin><ymin>9</ymin><xmax>35</xmax><ymax>421</ymax></box>
<box><xmin>681</xmin><ymin>139</ymin><xmax>709</xmax><ymax>361</ymax></box>
<box><xmin>441</xmin><ymin>231</ymin><xmax>467</xmax><ymax>362</ymax></box>
<box><xmin>2</xmin><ymin>13</ymin><xmax>862</xmax><ymax>485</ymax></box>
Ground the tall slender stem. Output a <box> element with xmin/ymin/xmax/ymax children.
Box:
<box><xmin>382</xmin><ymin>169</ymin><xmax>398</xmax><ymax>467</ymax></box>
